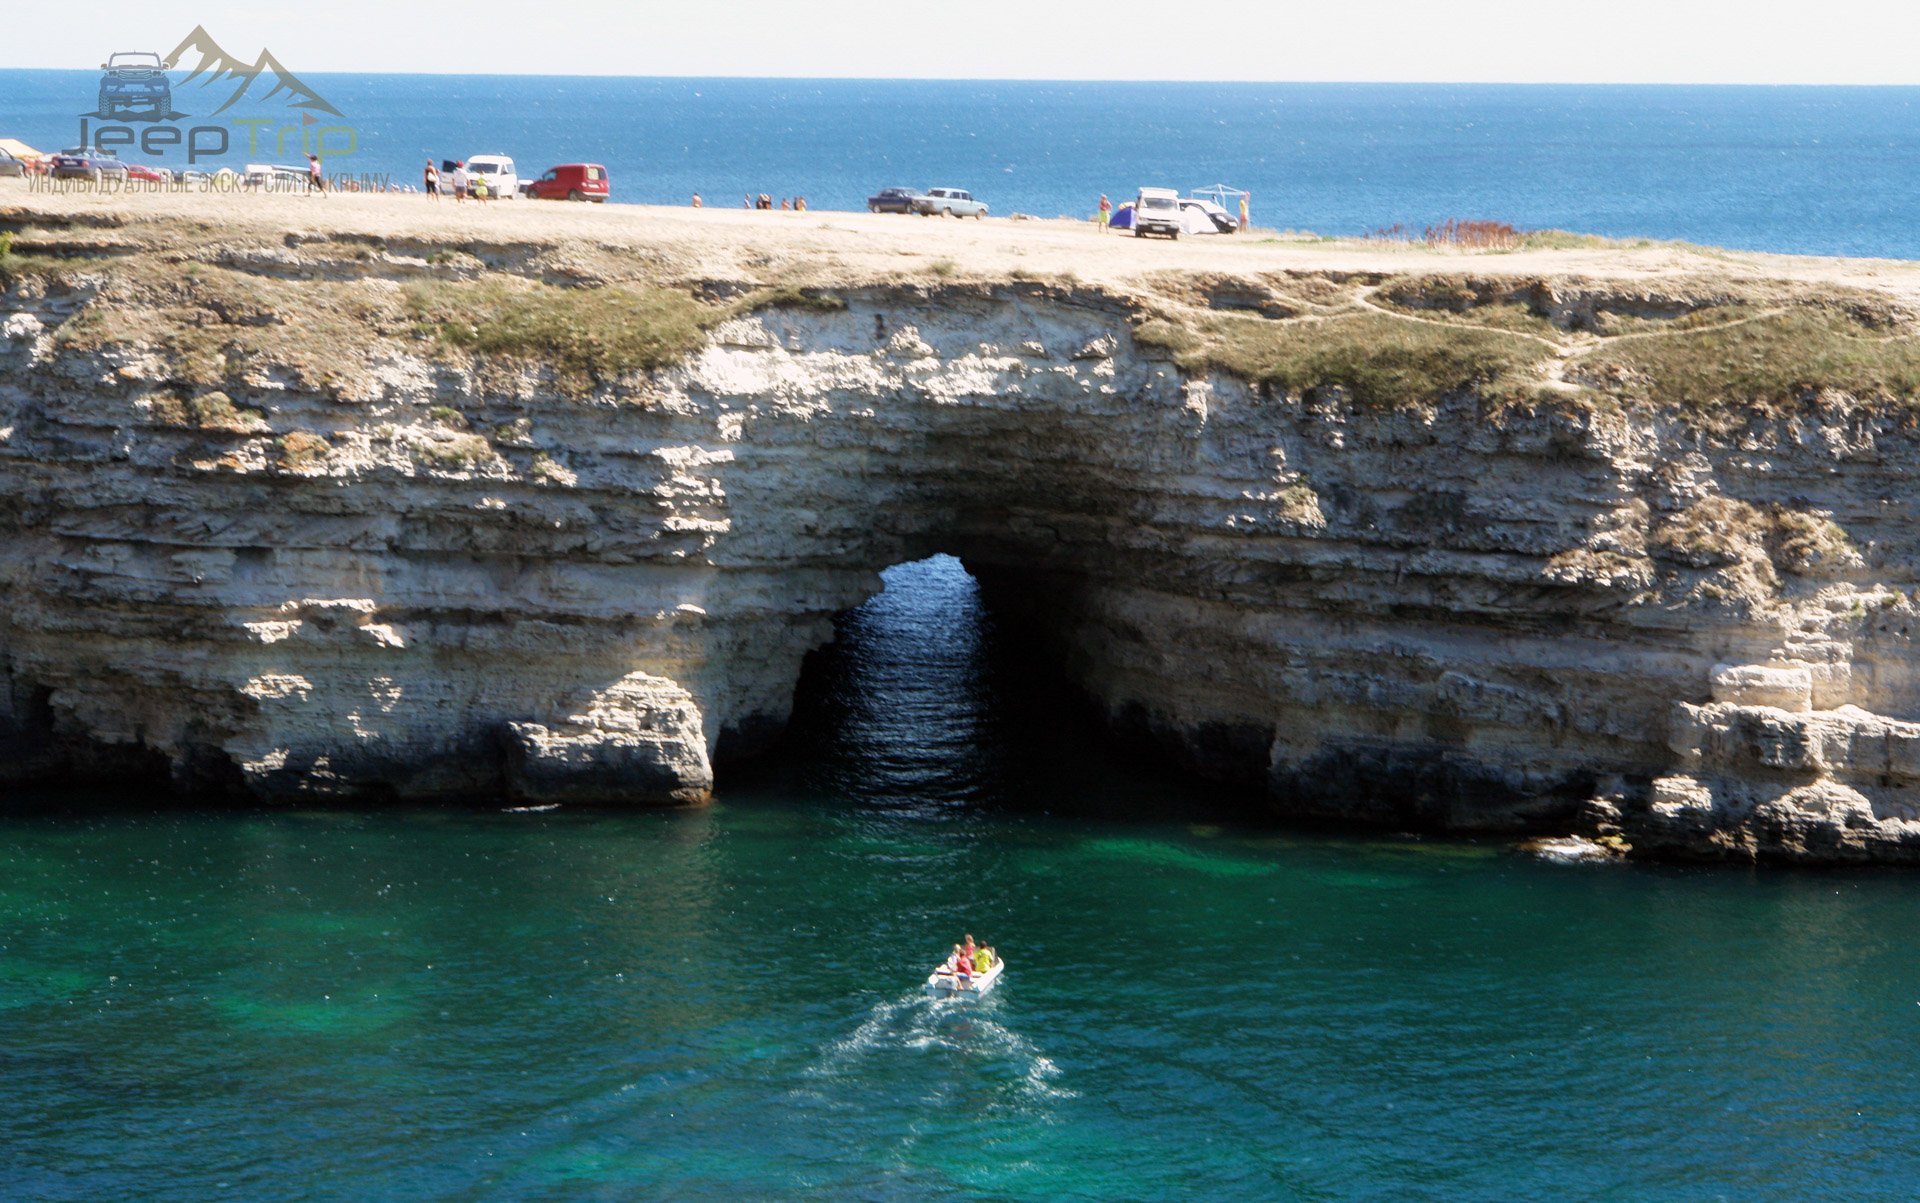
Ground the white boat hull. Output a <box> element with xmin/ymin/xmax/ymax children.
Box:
<box><xmin>926</xmin><ymin>957</ymin><xmax>1004</xmax><ymax>997</ymax></box>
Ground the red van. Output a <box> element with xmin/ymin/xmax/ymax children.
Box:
<box><xmin>526</xmin><ymin>163</ymin><xmax>609</xmax><ymax>202</ymax></box>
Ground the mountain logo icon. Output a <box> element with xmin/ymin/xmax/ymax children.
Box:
<box><xmin>162</xmin><ymin>24</ymin><xmax>344</xmax><ymax>119</ymax></box>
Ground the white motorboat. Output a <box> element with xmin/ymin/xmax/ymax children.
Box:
<box><xmin>926</xmin><ymin>956</ymin><xmax>1004</xmax><ymax>997</ymax></box>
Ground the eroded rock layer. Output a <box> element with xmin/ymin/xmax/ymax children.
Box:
<box><xmin>6</xmin><ymin>205</ymin><xmax>1920</xmax><ymax>861</ymax></box>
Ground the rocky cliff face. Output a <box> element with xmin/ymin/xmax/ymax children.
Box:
<box><xmin>6</xmin><ymin>206</ymin><xmax>1920</xmax><ymax>861</ymax></box>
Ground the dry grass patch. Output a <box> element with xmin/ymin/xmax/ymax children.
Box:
<box><xmin>415</xmin><ymin>432</ymin><xmax>494</xmax><ymax>470</ymax></box>
<box><xmin>529</xmin><ymin>451</ymin><xmax>574</xmax><ymax>485</ymax></box>
<box><xmin>52</xmin><ymin>264</ymin><xmax>391</xmax><ymax>391</ymax></box>
<box><xmin>403</xmin><ymin>278</ymin><xmax>720</xmax><ymax>388</ymax></box>
<box><xmin>142</xmin><ymin>390</ymin><xmax>266</xmax><ymax>431</ymax></box>
<box><xmin>1581</xmin><ymin>308</ymin><xmax>1920</xmax><ymax>427</ymax></box>
<box><xmin>274</xmin><ymin>430</ymin><xmax>331</xmax><ymax>472</ymax></box>
<box><xmin>0</xmin><ymin>231</ymin><xmax>103</xmax><ymax>285</ymax></box>
<box><xmin>1770</xmin><ymin>507</ymin><xmax>1863</xmax><ymax>577</ymax></box>
<box><xmin>1651</xmin><ymin>496</ymin><xmax>1770</xmax><ymax>568</ymax></box>
<box><xmin>1651</xmin><ymin>497</ymin><xmax>1861</xmax><ymax>582</ymax></box>
<box><xmin>401</xmin><ymin>278</ymin><xmax>849</xmax><ymax>390</ymax></box>
<box><xmin>1136</xmin><ymin>310</ymin><xmax>1551</xmax><ymax>408</ymax></box>
<box><xmin>741</xmin><ymin>285</ymin><xmax>846</xmax><ymax>313</ymax></box>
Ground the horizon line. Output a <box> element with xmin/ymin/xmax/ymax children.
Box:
<box><xmin>4</xmin><ymin>66</ymin><xmax>1920</xmax><ymax>87</ymax></box>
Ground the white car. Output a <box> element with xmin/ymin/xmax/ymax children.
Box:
<box><xmin>913</xmin><ymin>187</ymin><xmax>988</xmax><ymax>218</ymax></box>
<box><xmin>1179</xmin><ymin>198</ymin><xmax>1237</xmax><ymax>234</ymax></box>
<box><xmin>465</xmin><ymin>154</ymin><xmax>519</xmax><ymax>200</ymax></box>
<box><xmin>244</xmin><ymin>163</ymin><xmax>311</xmax><ymax>191</ymax></box>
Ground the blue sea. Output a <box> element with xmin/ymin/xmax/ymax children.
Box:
<box><xmin>5</xmin><ymin>72</ymin><xmax>1920</xmax><ymax>256</ymax></box>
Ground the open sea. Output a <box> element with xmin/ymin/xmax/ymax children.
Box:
<box><xmin>8</xmin><ymin>74</ymin><xmax>1920</xmax><ymax>1198</ymax></box>
<box><xmin>7</xmin><ymin>557</ymin><xmax>1920</xmax><ymax>1200</ymax></box>
<box><xmin>4</xmin><ymin>73</ymin><xmax>1920</xmax><ymax>256</ymax></box>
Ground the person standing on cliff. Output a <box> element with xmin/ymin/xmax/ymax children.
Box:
<box><xmin>307</xmin><ymin>154</ymin><xmax>326</xmax><ymax>195</ymax></box>
<box><xmin>1239</xmin><ymin>192</ymin><xmax>1249</xmax><ymax>232</ymax></box>
<box><xmin>1098</xmin><ymin>193</ymin><xmax>1111</xmax><ymax>232</ymax></box>
<box><xmin>424</xmin><ymin>159</ymin><xmax>439</xmax><ymax>201</ymax></box>
<box><xmin>691</xmin><ymin>192</ymin><xmax>702</xmax><ymax>207</ymax></box>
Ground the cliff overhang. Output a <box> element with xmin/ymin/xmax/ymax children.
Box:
<box><xmin>8</xmin><ymin>196</ymin><xmax>1920</xmax><ymax>863</ymax></box>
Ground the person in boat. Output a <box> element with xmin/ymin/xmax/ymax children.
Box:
<box><xmin>948</xmin><ymin>943</ymin><xmax>972</xmax><ymax>975</ymax></box>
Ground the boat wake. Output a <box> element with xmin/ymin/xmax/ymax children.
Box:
<box><xmin>798</xmin><ymin>990</ymin><xmax>1074</xmax><ymax>1115</ymax></box>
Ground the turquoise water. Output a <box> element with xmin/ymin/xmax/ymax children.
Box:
<box><xmin>6</xmin><ymin>559</ymin><xmax>1920</xmax><ymax>1200</ymax></box>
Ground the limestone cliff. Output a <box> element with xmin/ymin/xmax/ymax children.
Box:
<box><xmin>7</xmin><ymin>197</ymin><xmax>1920</xmax><ymax>862</ymax></box>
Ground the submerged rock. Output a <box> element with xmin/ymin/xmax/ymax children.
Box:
<box><xmin>1518</xmin><ymin>836</ymin><xmax>1630</xmax><ymax>864</ymax></box>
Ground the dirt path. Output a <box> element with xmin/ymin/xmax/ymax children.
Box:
<box><xmin>9</xmin><ymin>180</ymin><xmax>1920</xmax><ymax>304</ymax></box>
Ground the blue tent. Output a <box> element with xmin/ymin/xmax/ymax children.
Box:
<box><xmin>1107</xmin><ymin>203</ymin><xmax>1135</xmax><ymax>230</ymax></box>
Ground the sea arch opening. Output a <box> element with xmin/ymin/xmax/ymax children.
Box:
<box><xmin>727</xmin><ymin>553</ymin><xmax>1229</xmax><ymax>823</ymax></box>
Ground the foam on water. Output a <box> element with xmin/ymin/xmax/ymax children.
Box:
<box><xmin>807</xmin><ymin>988</ymin><xmax>1074</xmax><ymax>1111</ymax></box>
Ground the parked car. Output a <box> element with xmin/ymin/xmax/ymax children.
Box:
<box><xmin>526</xmin><ymin>163</ymin><xmax>609</xmax><ymax>202</ymax></box>
<box><xmin>243</xmin><ymin>163</ymin><xmax>310</xmax><ymax>191</ymax></box>
<box><xmin>126</xmin><ymin>163</ymin><xmax>171</xmax><ymax>184</ymax></box>
<box><xmin>1132</xmin><ymin>187</ymin><xmax>1182</xmax><ymax>239</ymax></box>
<box><xmin>49</xmin><ymin>150</ymin><xmax>130</xmax><ymax>181</ymax></box>
<box><xmin>866</xmin><ymin>187</ymin><xmax>924</xmax><ymax>214</ymax></box>
<box><xmin>1179</xmin><ymin>198</ymin><xmax>1237</xmax><ymax>234</ymax></box>
<box><xmin>466</xmin><ymin>154</ymin><xmax>519</xmax><ymax>200</ymax></box>
<box><xmin>913</xmin><ymin>187</ymin><xmax>988</xmax><ymax>219</ymax></box>
<box><xmin>0</xmin><ymin>151</ymin><xmax>25</xmax><ymax>178</ymax></box>
<box><xmin>97</xmin><ymin>51</ymin><xmax>172</xmax><ymax>120</ymax></box>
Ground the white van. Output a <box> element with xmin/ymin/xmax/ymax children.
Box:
<box><xmin>465</xmin><ymin>154</ymin><xmax>519</xmax><ymax>199</ymax></box>
<box><xmin>1134</xmin><ymin>187</ymin><xmax>1182</xmax><ymax>239</ymax></box>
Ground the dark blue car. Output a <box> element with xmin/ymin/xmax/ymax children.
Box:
<box><xmin>866</xmin><ymin>187</ymin><xmax>925</xmax><ymax>214</ymax></box>
<box><xmin>50</xmin><ymin>149</ymin><xmax>130</xmax><ymax>181</ymax></box>
<box><xmin>97</xmin><ymin>52</ymin><xmax>172</xmax><ymax>120</ymax></box>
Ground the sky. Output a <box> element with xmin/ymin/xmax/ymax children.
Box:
<box><xmin>6</xmin><ymin>0</ymin><xmax>1920</xmax><ymax>83</ymax></box>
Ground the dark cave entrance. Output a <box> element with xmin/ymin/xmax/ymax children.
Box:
<box><xmin>729</xmin><ymin>554</ymin><xmax>1234</xmax><ymax>821</ymax></box>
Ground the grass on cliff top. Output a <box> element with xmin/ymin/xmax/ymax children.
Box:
<box><xmin>50</xmin><ymin>263</ymin><xmax>392</xmax><ymax>391</ymax></box>
<box><xmin>1581</xmin><ymin>307</ymin><xmax>1920</xmax><ymax>425</ymax></box>
<box><xmin>401</xmin><ymin>278</ymin><xmax>844</xmax><ymax>386</ymax></box>
<box><xmin>403</xmin><ymin>279</ymin><xmax>720</xmax><ymax>385</ymax></box>
<box><xmin>0</xmin><ymin>230</ymin><xmax>97</xmax><ymax>286</ymax></box>
<box><xmin>1136</xmin><ymin>310</ymin><xmax>1551</xmax><ymax>407</ymax></box>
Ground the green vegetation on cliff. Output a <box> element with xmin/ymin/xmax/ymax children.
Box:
<box><xmin>402</xmin><ymin>279</ymin><xmax>721</xmax><ymax>388</ymax></box>
<box><xmin>9</xmin><ymin>199</ymin><xmax>1919</xmax><ymax>431</ymax></box>
<box><xmin>401</xmin><ymin>279</ymin><xmax>845</xmax><ymax>390</ymax></box>
<box><xmin>1583</xmin><ymin>308</ymin><xmax>1920</xmax><ymax>426</ymax></box>
<box><xmin>1135</xmin><ymin>310</ymin><xmax>1551</xmax><ymax>408</ymax></box>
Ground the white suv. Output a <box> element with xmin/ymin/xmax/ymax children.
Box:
<box><xmin>465</xmin><ymin>154</ymin><xmax>519</xmax><ymax>199</ymax></box>
<box><xmin>1133</xmin><ymin>187</ymin><xmax>1182</xmax><ymax>239</ymax></box>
